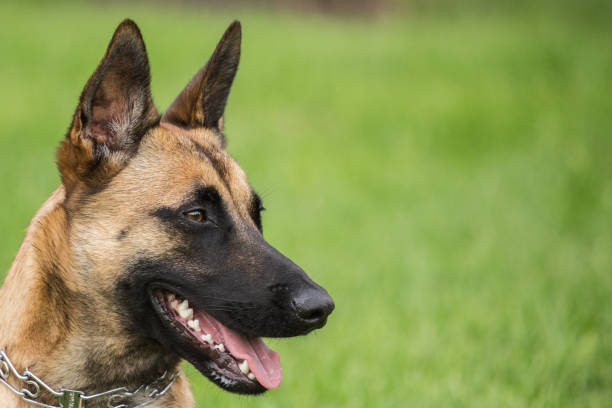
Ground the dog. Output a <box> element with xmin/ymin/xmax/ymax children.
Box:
<box><xmin>0</xmin><ymin>19</ymin><xmax>334</xmax><ymax>407</ymax></box>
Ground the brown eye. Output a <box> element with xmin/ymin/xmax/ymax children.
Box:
<box><xmin>184</xmin><ymin>210</ymin><xmax>205</xmax><ymax>223</ymax></box>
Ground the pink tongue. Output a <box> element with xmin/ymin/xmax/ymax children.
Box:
<box><xmin>218</xmin><ymin>325</ymin><xmax>282</xmax><ymax>389</ymax></box>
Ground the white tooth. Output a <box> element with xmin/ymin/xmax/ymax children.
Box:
<box><xmin>238</xmin><ymin>360</ymin><xmax>250</xmax><ymax>374</ymax></box>
<box><xmin>248</xmin><ymin>373</ymin><xmax>256</xmax><ymax>380</ymax></box>
<box><xmin>178</xmin><ymin>300</ymin><xmax>189</xmax><ymax>311</ymax></box>
<box><xmin>179</xmin><ymin>307</ymin><xmax>193</xmax><ymax>320</ymax></box>
<box><xmin>215</xmin><ymin>344</ymin><xmax>225</xmax><ymax>353</ymax></box>
<box><xmin>187</xmin><ymin>319</ymin><xmax>201</xmax><ymax>331</ymax></box>
<box><xmin>201</xmin><ymin>333</ymin><xmax>213</xmax><ymax>345</ymax></box>
<box><xmin>170</xmin><ymin>300</ymin><xmax>179</xmax><ymax>310</ymax></box>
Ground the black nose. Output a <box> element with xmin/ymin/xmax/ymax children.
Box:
<box><xmin>291</xmin><ymin>285</ymin><xmax>335</xmax><ymax>331</ymax></box>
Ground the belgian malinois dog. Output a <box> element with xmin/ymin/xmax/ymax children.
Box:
<box><xmin>0</xmin><ymin>19</ymin><xmax>334</xmax><ymax>407</ymax></box>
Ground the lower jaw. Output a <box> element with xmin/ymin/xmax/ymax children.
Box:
<box><xmin>150</xmin><ymin>289</ymin><xmax>267</xmax><ymax>394</ymax></box>
<box><xmin>192</xmin><ymin>352</ymin><xmax>267</xmax><ymax>394</ymax></box>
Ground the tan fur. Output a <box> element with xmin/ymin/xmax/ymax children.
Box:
<box><xmin>0</xmin><ymin>19</ymin><xmax>261</xmax><ymax>407</ymax></box>
<box><xmin>0</xmin><ymin>121</ymin><xmax>259</xmax><ymax>406</ymax></box>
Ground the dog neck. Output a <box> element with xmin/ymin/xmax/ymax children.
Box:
<box><xmin>0</xmin><ymin>186</ymin><xmax>191</xmax><ymax>407</ymax></box>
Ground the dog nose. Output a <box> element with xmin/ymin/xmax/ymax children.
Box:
<box><xmin>291</xmin><ymin>285</ymin><xmax>335</xmax><ymax>331</ymax></box>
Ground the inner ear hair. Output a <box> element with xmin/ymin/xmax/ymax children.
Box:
<box><xmin>79</xmin><ymin>19</ymin><xmax>159</xmax><ymax>154</ymax></box>
<box><xmin>57</xmin><ymin>19</ymin><xmax>159</xmax><ymax>189</ymax></box>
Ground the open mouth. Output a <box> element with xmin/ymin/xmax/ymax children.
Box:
<box><xmin>150</xmin><ymin>288</ymin><xmax>281</xmax><ymax>393</ymax></box>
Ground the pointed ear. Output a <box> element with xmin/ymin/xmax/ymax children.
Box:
<box><xmin>161</xmin><ymin>21</ymin><xmax>241</xmax><ymax>136</ymax></box>
<box><xmin>57</xmin><ymin>19</ymin><xmax>159</xmax><ymax>190</ymax></box>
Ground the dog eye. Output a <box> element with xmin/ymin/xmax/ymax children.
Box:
<box><xmin>184</xmin><ymin>209</ymin><xmax>206</xmax><ymax>223</ymax></box>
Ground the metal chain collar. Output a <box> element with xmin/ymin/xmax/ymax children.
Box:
<box><xmin>0</xmin><ymin>349</ymin><xmax>180</xmax><ymax>408</ymax></box>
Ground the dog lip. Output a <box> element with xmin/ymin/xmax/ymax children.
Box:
<box><xmin>147</xmin><ymin>285</ymin><xmax>268</xmax><ymax>394</ymax></box>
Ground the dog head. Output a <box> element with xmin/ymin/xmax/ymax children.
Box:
<box><xmin>56</xmin><ymin>20</ymin><xmax>334</xmax><ymax>394</ymax></box>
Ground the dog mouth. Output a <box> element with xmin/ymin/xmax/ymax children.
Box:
<box><xmin>150</xmin><ymin>288</ymin><xmax>281</xmax><ymax>393</ymax></box>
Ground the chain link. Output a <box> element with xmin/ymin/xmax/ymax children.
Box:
<box><xmin>0</xmin><ymin>350</ymin><xmax>179</xmax><ymax>408</ymax></box>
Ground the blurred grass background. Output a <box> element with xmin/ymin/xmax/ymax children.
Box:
<box><xmin>1</xmin><ymin>1</ymin><xmax>612</xmax><ymax>407</ymax></box>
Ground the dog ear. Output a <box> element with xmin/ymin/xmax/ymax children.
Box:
<box><xmin>161</xmin><ymin>21</ymin><xmax>241</xmax><ymax>139</ymax></box>
<box><xmin>57</xmin><ymin>19</ymin><xmax>159</xmax><ymax>190</ymax></box>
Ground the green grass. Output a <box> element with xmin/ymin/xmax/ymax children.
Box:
<box><xmin>1</xmin><ymin>2</ymin><xmax>612</xmax><ymax>407</ymax></box>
